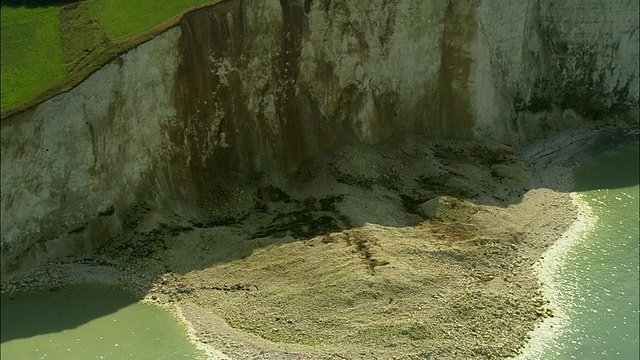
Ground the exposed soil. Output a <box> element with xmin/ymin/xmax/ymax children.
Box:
<box><xmin>2</xmin><ymin>128</ymin><xmax>636</xmax><ymax>359</ymax></box>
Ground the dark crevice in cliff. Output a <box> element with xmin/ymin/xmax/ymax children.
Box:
<box><xmin>276</xmin><ymin>0</ymin><xmax>312</xmax><ymax>169</ymax></box>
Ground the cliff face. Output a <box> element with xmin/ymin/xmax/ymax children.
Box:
<box><xmin>172</xmin><ymin>0</ymin><xmax>454</xmax><ymax>175</ymax></box>
<box><xmin>501</xmin><ymin>0</ymin><xmax>639</xmax><ymax>140</ymax></box>
<box><xmin>1</xmin><ymin>0</ymin><xmax>638</xmax><ymax>273</ymax></box>
<box><xmin>0</xmin><ymin>28</ymin><xmax>183</xmax><ymax>272</ymax></box>
<box><xmin>170</xmin><ymin>0</ymin><xmax>640</xmax><ymax>172</ymax></box>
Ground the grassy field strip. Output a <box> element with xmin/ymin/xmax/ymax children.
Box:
<box><xmin>60</xmin><ymin>2</ymin><xmax>111</xmax><ymax>75</ymax></box>
<box><xmin>1</xmin><ymin>0</ymin><xmax>221</xmax><ymax>118</ymax></box>
<box><xmin>1</xmin><ymin>6</ymin><xmax>66</xmax><ymax>111</ymax></box>
<box><xmin>89</xmin><ymin>0</ymin><xmax>211</xmax><ymax>41</ymax></box>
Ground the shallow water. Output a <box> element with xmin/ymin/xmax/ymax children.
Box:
<box><xmin>0</xmin><ymin>284</ymin><xmax>203</xmax><ymax>359</ymax></box>
<box><xmin>535</xmin><ymin>141</ymin><xmax>639</xmax><ymax>359</ymax></box>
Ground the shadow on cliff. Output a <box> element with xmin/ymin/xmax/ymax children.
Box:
<box><xmin>524</xmin><ymin>127</ymin><xmax>639</xmax><ymax>193</ymax></box>
<box><xmin>572</xmin><ymin>140</ymin><xmax>639</xmax><ymax>192</ymax></box>
<box><xmin>98</xmin><ymin>129</ymin><xmax>638</xmax><ymax>278</ymax></box>
<box><xmin>3</xmin><ymin>129</ymin><xmax>636</xmax><ymax>344</ymax></box>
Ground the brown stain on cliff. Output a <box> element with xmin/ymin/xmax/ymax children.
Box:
<box><xmin>172</xmin><ymin>0</ymin><xmax>340</xmax><ymax>177</ymax></box>
<box><xmin>312</xmin><ymin>0</ymin><xmax>403</xmax><ymax>142</ymax></box>
<box><xmin>264</xmin><ymin>0</ymin><xmax>340</xmax><ymax>168</ymax></box>
<box><xmin>371</xmin><ymin>89</ymin><xmax>400</xmax><ymax>139</ymax></box>
<box><xmin>436</xmin><ymin>0</ymin><xmax>478</xmax><ymax>139</ymax></box>
<box><xmin>379</xmin><ymin>0</ymin><xmax>397</xmax><ymax>58</ymax></box>
<box><xmin>171</xmin><ymin>0</ymin><xmax>479</xmax><ymax>180</ymax></box>
<box><xmin>173</xmin><ymin>2</ymin><xmax>247</xmax><ymax>179</ymax></box>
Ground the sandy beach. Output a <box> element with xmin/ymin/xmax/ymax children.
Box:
<box><xmin>512</xmin><ymin>192</ymin><xmax>596</xmax><ymax>360</ymax></box>
<box><xmin>1</xmin><ymin>126</ymin><xmax>636</xmax><ymax>359</ymax></box>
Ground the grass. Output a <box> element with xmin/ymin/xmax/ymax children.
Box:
<box><xmin>59</xmin><ymin>1</ymin><xmax>111</xmax><ymax>74</ymax></box>
<box><xmin>89</xmin><ymin>0</ymin><xmax>208</xmax><ymax>41</ymax></box>
<box><xmin>1</xmin><ymin>0</ymin><xmax>217</xmax><ymax>117</ymax></box>
<box><xmin>0</xmin><ymin>6</ymin><xmax>66</xmax><ymax>111</ymax></box>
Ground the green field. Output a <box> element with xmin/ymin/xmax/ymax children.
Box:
<box><xmin>89</xmin><ymin>0</ymin><xmax>207</xmax><ymax>41</ymax></box>
<box><xmin>1</xmin><ymin>0</ymin><xmax>213</xmax><ymax>115</ymax></box>
<box><xmin>1</xmin><ymin>6</ymin><xmax>66</xmax><ymax>111</ymax></box>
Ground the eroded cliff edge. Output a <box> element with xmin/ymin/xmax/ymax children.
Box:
<box><xmin>1</xmin><ymin>0</ymin><xmax>638</xmax><ymax>274</ymax></box>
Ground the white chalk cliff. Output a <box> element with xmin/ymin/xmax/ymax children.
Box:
<box><xmin>1</xmin><ymin>0</ymin><xmax>638</xmax><ymax>273</ymax></box>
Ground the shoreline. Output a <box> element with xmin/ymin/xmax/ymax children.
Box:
<box><xmin>1</xmin><ymin>127</ymin><xmax>636</xmax><ymax>359</ymax></box>
<box><xmin>143</xmin><ymin>131</ymin><xmax>598</xmax><ymax>359</ymax></box>
<box><xmin>172</xmin><ymin>304</ymin><xmax>233</xmax><ymax>360</ymax></box>
<box><xmin>512</xmin><ymin>126</ymin><xmax>637</xmax><ymax>359</ymax></box>
<box><xmin>512</xmin><ymin>192</ymin><xmax>596</xmax><ymax>359</ymax></box>
<box><xmin>168</xmin><ymin>185</ymin><xmax>581</xmax><ymax>360</ymax></box>
<box><xmin>161</xmin><ymin>127</ymin><xmax>637</xmax><ymax>359</ymax></box>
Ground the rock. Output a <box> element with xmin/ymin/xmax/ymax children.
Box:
<box><xmin>419</xmin><ymin>196</ymin><xmax>442</xmax><ymax>218</ymax></box>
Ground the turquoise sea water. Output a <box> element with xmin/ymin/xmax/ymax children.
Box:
<box><xmin>539</xmin><ymin>141</ymin><xmax>639</xmax><ymax>359</ymax></box>
<box><xmin>0</xmin><ymin>284</ymin><xmax>203</xmax><ymax>360</ymax></box>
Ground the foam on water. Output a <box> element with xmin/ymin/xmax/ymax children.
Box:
<box><xmin>516</xmin><ymin>141</ymin><xmax>639</xmax><ymax>359</ymax></box>
<box><xmin>514</xmin><ymin>193</ymin><xmax>597</xmax><ymax>360</ymax></box>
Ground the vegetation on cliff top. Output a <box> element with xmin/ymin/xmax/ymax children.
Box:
<box><xmin>0</xmin><ymin>0</ymin><xmax>214</xmax><ymax>118</ymax></box>
<box><xmin>1</xmin><ymin>6</ymin><xmax>66</xmax><ymax>111</ymax></box>
<box><xmin>89</xmin><ymin>0</ymin><xmax>207</xmax><ymax>40</ymax></box>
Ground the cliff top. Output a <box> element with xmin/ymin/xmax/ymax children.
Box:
<box><xmin>0</xmin><ymin>0</ymin><xmax>221</xmax><ymax>119</ymax></box>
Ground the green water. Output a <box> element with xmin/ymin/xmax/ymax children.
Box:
<box><xmin>539</xmin><ymin>141</ymin><xmax>640</xmax><ymax>359</ymax></box>
<box><xmin>1</xmin><ymin>284</ymin><xmax>203</xmax><ymax>360</ymax></box>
